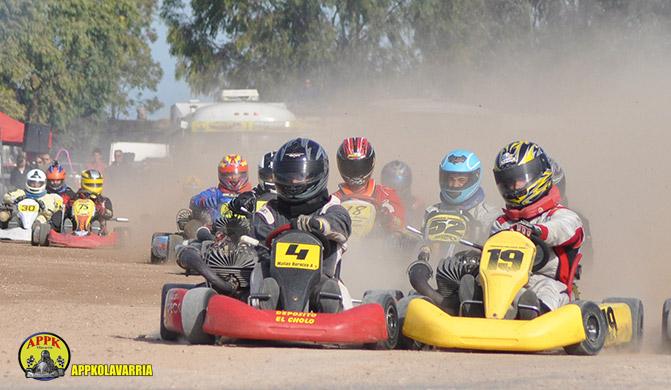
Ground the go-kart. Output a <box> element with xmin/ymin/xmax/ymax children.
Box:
<box><xmin>39</xmin><ymin>198</ymin><xmax>129</xmax><ymax>249</ymax></box>
<box><xmin>159</xmin><ymin>223</ymin><xmax>400</xmax><ymax>348</ymax></box>
<box><xmin>402</xmin><ymin>230</ymin><xmax>643</xmax><ymax>355</ymax></box>
<box><xmin>0</xmin><ymin>197</ymin><xmax>52</xmax><ymax>244</ymax></box>
<box><xmin>151</xmin><ymin>196</ymin><xmax>267</xmax><ymax>264</ymax></box>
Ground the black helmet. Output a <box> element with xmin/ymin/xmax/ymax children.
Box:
<box><xmin>258</xmin><ymin>151</ymin><xmax>276</xmax><ymax>193</ymax></box>
<box><xmin>336</xmin><ymin>137</ymin><xmax>375</xmax><ymax>191</ymax></box>
<box><xmin>550</xmin><ymin>157</ymin><xmax>566</xmax><ymax>202</ymax></box>
<box><xmin>381</xmin><ymin>160</ymin><xmax>412</xmax><ymax>197</ymax></box>
<box><xmin>273</xmin><ymin>138</ymin><xmax>329</xmax><ymax>203</ymax></box>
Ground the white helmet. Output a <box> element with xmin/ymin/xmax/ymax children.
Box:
<box><xmin>26</xmin><ymin>169</ymin><xmax>47</xmax><ymax>196</ymax></box>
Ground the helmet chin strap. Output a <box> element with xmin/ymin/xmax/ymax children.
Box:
<box><xmin>503</xmin><ymin>186</ymin><xmax>560</xmax><ymax>220</ymax></box>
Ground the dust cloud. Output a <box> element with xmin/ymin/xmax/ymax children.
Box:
<box><xmin>106</xmin><ymin>26</ymin><xmax>671</xmax><ymax>348</ymax></box>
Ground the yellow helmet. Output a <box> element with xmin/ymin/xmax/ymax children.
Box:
<box><xmin>81</xmin><ymin>169</ymin><xmax>104</xmax><ymax>195</ymax></box>
<box><xmin>493</xmin><ymin>141</ymin><xmax>553</xmax><ymax>208</ymax></box>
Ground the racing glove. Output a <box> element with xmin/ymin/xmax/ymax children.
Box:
<box><xmin>509</xmin><ymin>221</ymin><xmax>541</xmax><ymax>238</ymax></box>
<box><xmin>229</xmin><ymin>192</ymin><xmax>256</xmax><ymax>217</ymax></box>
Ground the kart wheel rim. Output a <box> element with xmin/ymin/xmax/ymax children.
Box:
<box><xmin>586</xmin><ymin>315</ymin><xmax>600</xmax><ymax>343</ymax></box>
<box><xmin>386</xmin><ymin>305</ymin><xmax>398</xmax><ymax>339</ymax></box>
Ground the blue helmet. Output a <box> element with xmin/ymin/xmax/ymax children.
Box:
<box><xmin>439</xmin><ymin>149</ymin><xmax>481</xmax><ymax>205</ymax></box>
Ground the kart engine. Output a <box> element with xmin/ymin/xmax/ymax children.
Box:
<box><xmin>436</xmin><ymin>250</ymin><xmax>480</xmax><ymax>297</ymax></box>
<box><xmin>204</xmin><ymin>240</ymin><xmax>256</xmax><ymax>291</ymax></box>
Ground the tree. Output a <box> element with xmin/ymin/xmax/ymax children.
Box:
<box><xmin>0</xmin><ymin>0</ymin><xmax>162</xmax><ymax>129</ymax></box>
<box><xmin>162</xmin><ymin>0</ymin><xmax>671</xmax><ymax>99</ymax></box>
<box><xmin>161</xmin><ymin>0</ymin><xmax>414</xmax><ymax>97</ymax></box>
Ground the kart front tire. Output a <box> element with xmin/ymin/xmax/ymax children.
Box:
<box><xmin>160</xmin><ymin>283</ymin><xmax>196</xmax><ymax>341</ymax></box>
<box><xmin>396</xmin><ymin>295</ymin><xmax>426</xmax><ymax>350</ymax></box>
<box><xmin>663</xmin><ymin>299</ymin><xmax>671</xmax><ymax>346</ymax></box>
<box><xmin>564</xmin><ymin>300</ymin><xmax>607</xmax><ymax>356</ymax></box>
<box><xmin>603</xmin><ymin>297</ymin><xmax>644</xmax><ymax>351</ymax></box>
<box><xmin>31</xmin><ymin>222</ymin><xmax>49</xmax><ymax>246</ymax></box>
<box><xmin>181</xmin><ymin>287</ymin><xmax>216</xmax><ymax>344</ymax></box>
<box><xmin>363</xmin><ymin>292</ymin><xmax>399</xmax><ymax>350</ymax></box>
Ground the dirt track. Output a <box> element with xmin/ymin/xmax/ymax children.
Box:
<box><xmin>1</xmin><ymin>241</ymin><xmax>670</xmax><ymax>389</ymax></box>
<box><xmin>5</xmin><ymin>43</ymin><xmax>671</xmax><ymax>388</ymax></box>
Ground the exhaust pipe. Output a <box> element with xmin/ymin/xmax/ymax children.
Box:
<box><xmin>179</xmin><ymin>246</ymin><xmax>238</xmax><ymax>297</ymax></box>
<box><xmin>407</xmin><ymin>261</ymin><xmax>450</xmax><ymax>309</ymax></box>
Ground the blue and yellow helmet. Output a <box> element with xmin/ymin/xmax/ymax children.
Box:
<box><xmin>493</xmin><ymin>141</ymin><xmax>553</xmax><ymax>208</ymax></box>
<box><xmin>439</xmin><ymin>149</ymin><xmax>481</xmax><ymax>205</ymax></box>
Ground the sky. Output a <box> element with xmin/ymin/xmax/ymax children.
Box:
<box><xmin>148</xmin><ymin>16</ymin><xmax>195</xmax><ymax>120</ymax></box>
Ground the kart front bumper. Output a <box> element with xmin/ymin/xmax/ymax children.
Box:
<box><xmin>0</xmin><ymin>227</ymin><xmax>31</xmax><ymax>241</ymax></box>
<box><xmin>164</xmin><ymin>290</ymin><xmax>389</xmax><ymax>345</ymax></box>
<box><xmin>402</xmin><ymin>298</ymin><xmax>586</xmax><ymax>352</ymax></box>
<box><xmin>48</xmin><ymin>229</ymin><xmax>118</xmax><ymax>249</ymax></box>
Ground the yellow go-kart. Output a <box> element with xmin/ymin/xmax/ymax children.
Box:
<box><xmin>403</xmin><ymin>230</ymin><xmax>643</xmax><ymax>355</ymax></box>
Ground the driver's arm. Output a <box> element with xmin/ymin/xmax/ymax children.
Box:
<box><xmin>316</xmin><ymin>204</ymin><xmax>351</xmax><ymax>244</ymax></box>
<box><xmin>536</xmin><ymin>208</ymin><xmax>583</xmax><ymax>247</ymax></box>
<box><xmin>3</xmin><ymin>189</ymin><xmax>24</xmax><ymax>205</ymax></box>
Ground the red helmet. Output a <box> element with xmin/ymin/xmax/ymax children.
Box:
<box><xmin>218</xmin><ymin>154</ymin><xmax>249</xmax><ymax>193</ymax></box>
<box><xmin>337</xmin><ymin>137</ymin><xmax>375</xmax><ymax>191</ymax></box>
<box><xmin>46</xmin><ymin>161</ymin><xmax>66</xmax><ymax>192</ymax></box>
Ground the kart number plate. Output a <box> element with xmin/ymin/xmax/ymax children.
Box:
<box><xmin>425</xmin><ymin>213</ymin><xmax>467</xmax><ymax>242</ymax></box>
<box><xmin>274</xmin><ymin>242</ymin><xmax>321</xmax><ymax>270</ymax></box>
<box><xmin>74</xmin><ymin>200</ymin><xmax>94</xmax><ymax>217</ymax></box>
<box><xmin>18</xmin><ymin>204</ymin><xmax>38</xmax><ymax>213</ymax></box>
<box><xmin>342</xmin><ymin>199</ymin><xmax>376</xmax><ymax>238</ymax></box>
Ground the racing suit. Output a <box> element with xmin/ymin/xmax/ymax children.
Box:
<box><xmin>190</xmin><ymin>183</ymin><xmax>252</xmax><ymax>224</ymax></box>
<box><xmin>422</xmin><ymin>188</ymin><xmax>499</xmax><ymax>259</ymax></box>
<box><xmin>250</xmin><ymin>190</ymin><xmax>353</xmax><ymax>310</ymax></box>
<box><xmin>1</xmin><ymin>189</ymin><xmax>63</xmax><ymax>225</ymax></box>
<box><xmin>490</xmin><ymin>186</ymin><xmax>584</xmax><ymax>311</ymax></box>
<box><xmin>252</xmin><ymin>184</ymin><xmax>276</xmax><ymax>210</ymax></box>
<box><xmin>332</xmin><ymin>179</ymin><xmax>406</xmax><ymax>233</ymax></box>
<box><xmin>48</xmin><ymin>186</ymin><xmax>77</xmax><ymax>232</ymax></box>
<box><xmin>420</xmin><ymin>188</ymin><xmax>499</xmax><ymax>313</ymax></box>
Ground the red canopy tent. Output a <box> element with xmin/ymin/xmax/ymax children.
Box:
<box><xmin>0</xmin><ymin>111</ymin><xmax>25</xmax><ymax>145</ymax></box>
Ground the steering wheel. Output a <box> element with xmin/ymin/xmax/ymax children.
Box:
<box><xmin>265</xmin><ymin>222</ymin><xmax>332</xmax><ymax>256</ymax></box>
<box><xmin>529</xmin><ymin>234</ymin><xmax>550</xmax><ymax>273</ymax></box>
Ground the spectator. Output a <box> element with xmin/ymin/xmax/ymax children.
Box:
<box><xmin>110</xmin><ymin>149</ymin><xmax>124</xmax><ymax>167</ymax></box>
<box><xmin>30</xmin><ymin>152</ymin><xmax>52</xmax><ymax>172</ymax></box>
<box><xmin>9</xmin><ymin>153</ymin><xmax>28</xmax><ymax>189</ymax></box>
<box><xmin>86</xmin><ymin>148</ymin><xmax>106</xmax><ymax>175</ymax></box>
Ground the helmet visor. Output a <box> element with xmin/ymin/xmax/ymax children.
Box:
<box><xmin>273</xmin><ymin>160</ymin><xmax>324</xmax><ymax>186</ymax></box>
<box><xmin>258</xmin><ymin>167</ymin><xmax>273</xmax><ymax>184</ymax></box>
<box><xmin>48</xmin><ymin>179</ymin><xmax>63</xmax><ymax>189</ymax></box>
<box><xmin>27</xmin><ymin>179</ymin><xmax>44</xmax><ymax>189</ymax></box>
<box><xmin>219</xmin><ymin>171</ymin><xmax>248</xmax><ymax>190</ymax></box>
<box><xmin>494</xmin><ymin>158</ymin><xmax>544</xmax><ymax>197</ymax></box>
<box><xmin>338</xmin><ymin>157</ymin><xmax>373</xmax><ymax>182</ymax></box>
<box><xmin>440</xmin><ymin>170</ymin><xmax>480</xmax><ymax>191</ymax></box>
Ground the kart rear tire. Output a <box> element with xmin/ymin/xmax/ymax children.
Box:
<box><xmin>362</xmin><ymin>292</ymin><xmax>399</xmax><ymax>350</ymax></box>
<box><xmin>564</xmin><ymin>300</ymin><xmax>607</xmax><ymax>356</ymax></box>
<box><xmin>160</xmin><ymin>283</ymin><xmax>196</xmax><ymax>341</ymax></box>
<box><xmin>396</xmin><ymin>296</ymin><xmax>426</xmax><ymax>350</ymax></box>
<box><xmin>150</xmin><ymin>233</ymin><xmax>164</xmax><ymax>264</ymax></box>
<box><xmin>181</xmin><ymin>287</ymin><xmax>216</xmax><ymax>344</ymax></box>
<box><xmin>603</xmin><ymin>297</ymin><xmax>644</xmax><ymax>351</ymax></box>
<box><xmin>662</xmin><ymin>299</ymin><xmax>671</xmax><ymax>345</ymax></box>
